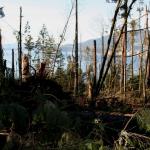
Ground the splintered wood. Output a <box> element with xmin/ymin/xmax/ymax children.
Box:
<box><xmin>22</xmin><ymin>54</ymin><xmax>29</xmax><ymax>82</ymax></box>
<box><xmin>38</xmin><ymin>62</ymin><xmax>46</xmax><ymax>79</ymax></box>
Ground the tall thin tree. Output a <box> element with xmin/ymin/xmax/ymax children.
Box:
<box><xmin>93</xmin><ymin>40</ymin><xmax>97</xmax><ymax>92</ymax></box>
<box><xmin>0</xmin><ymin>29</ymin><xmax>3</xmax><ymax>76</ymax></box>
<box><xmin>12</xmin><ymin>49</ymin><xmax>14</xmax><ymax>80</ymax></box>
<box><xmin>74</xmin><ymin>0</ymin><xmax>79</xmax><ymax>96</ymax></box>
<box><xmin>19</xmin><ymin>7</ymin><xmax>23</xmax><ymax>82</ymax></box>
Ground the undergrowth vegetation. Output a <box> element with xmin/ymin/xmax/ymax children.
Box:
<box><xmin>0</xmin><ymin>78</ymin><xmax>150</xmax><ymax>150</ymax></box>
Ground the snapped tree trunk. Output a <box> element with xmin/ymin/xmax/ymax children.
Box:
<box><xmin>94</xmin><ymin>0</ymin><xmax>137</xmax><ymax>98</ymax></box>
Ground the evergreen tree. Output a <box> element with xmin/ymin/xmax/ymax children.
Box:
<box><xmin>84</xmin><ymin>46</ymin><xmax>93</xmax><ymax>65</ymax></box>
<box><xmin>35</xmin><ymin>24</ymin><xmax>64</xmax><ymax>77</ymax></box>
<box><xmin>24</xmin><ymin>21</ymin><xmax>34</xmax><ymax>67</ymax></box>
<box><xmin>35</xmin><ymin>24</ymin><xmax>52</xmax><ymax>62</ymax></box>
<box><xmin>65</xmin><ymin>56</ymin><xmax>75</xmax><ymax>91</ymax></box>
<box><xmin>54</xmin><ymin>48</ymin><xmax>65</xmax><ymax>85</ymax></box>
<box><xmin>55</xmin><ymin>48</ymin><xmax>64</xmax><ymax>70</ymax></box>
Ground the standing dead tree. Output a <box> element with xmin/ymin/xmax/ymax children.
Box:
<box><xmin>93</xmin><ymin>40</ymin><xmax>97</xmax><ymax>92</ymax></box>
<box><xmin>19</xmin><ymin>7</ymin><xmax>23</xmax><ymax>83</ymax></box>
<box><xmin>51</xmin><ymin>1</ymin><xmax>75</xmax><ymax>75</ymax></box>
<box><xmin>94</xmin><ymin>0</ymin><xmax>122</xmax><ymax>97</ymax></box>
<box><xmin>0</xmin><ymin>29</ymin><xmax>4</xmax><ymax>77</ymax></box>
<box><xmin>144</xmin><ymin>7</ymin><xmax>150</xmax><ymax>102</ymax></box>
<box><xmin>22</xmin><ymin>54</ymin><xmax>29</xmax><ymax>82</ymax></box>
<box><xmin>94</xmin><ymin>0</ymin><xmax>137</xmax><ymax>98</ymax></box>
<box><xmin>130</xmin><ymin>20</ymin><xmax>136</xmax><ymax>81</ymax></box>
<box><xmin>12</xmin><ymin>49</ymin><xmax>14</xmax><ymax>80</ymax></box>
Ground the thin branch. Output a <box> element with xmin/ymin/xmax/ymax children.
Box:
<box><xmin>51</xmin><ymin>0</ymin><xmax>75</xmax><ymax>75</ymax></box>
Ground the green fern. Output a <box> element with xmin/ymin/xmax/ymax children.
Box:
<box><xmin>136</xmin><ymin>108</ymin><xmax>150</xmax><ymax>132</ymax></box>
<box><xmin>32</xmin><ymin>101</ymin><xmax>71</xmax><ymax>142</ymax></box>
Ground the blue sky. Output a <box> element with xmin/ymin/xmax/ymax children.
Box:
<box><xmin>0</xmin><ymin>0</ymin><xmax>150</xmax><ymax>45</ymax></box>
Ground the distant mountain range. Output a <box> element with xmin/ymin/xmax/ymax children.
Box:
<box><xmin>3</xmin><ymin>36</ymin><xmax>108</xmax><ymax>69</ymax></box>
<box><xmin>3</xmin><ymin>30</ymin><xmax>147</xmax><ymax>70</ymax></box>
<box><xmin>61</xmin><ymin>37</ymin><xmax>108</xmax><ymax>56</ymax></box>
<box><xmin>61</xmin><ymin>30</ymin><xmax>145</xmax><ymax>57</ymax></box>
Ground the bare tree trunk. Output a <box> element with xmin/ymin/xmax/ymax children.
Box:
<box><xmin>144</xmin><ymin>7</ymin><xmax>150</xmax><ymax>102</ymax></box>
<box><xmin>22</xmin><ymin>54</ymin><xmax>29</xmax><ymax>82</ymax></box>
<box><xmin>101</xmin><ymin>29</ymin><xmax>105</xmax><ymax>64</ymax></box>
<box><xmin>131</xmin><ymin>43</ymin><xmax>134</xmax><ymax>81</ymax></box>
<box><xmin>95</xmin><ymin>0</ymin><xmax>137</xmax><ymax>98</ymax></box>
<box><xmin>86</xmin><ymin>64</ymin><xmax>92</xmax><ymax>100</ymax></box>
<box><xmin>130</xmin><ymin>20</ymin><xmax>136</xmax><ymax>92</ymax></box>
<box><xmin>19</xmin><ymin>7</ymin><xmax>23</xmax><ymax>83</ymax></box>
<box><xmin>124</xmin><ymin>25</ymin><xmax>127</xmax><ymax>98</ymax></box>
<box><xmin>12</xmin><ymin>49</ymin><xmax>14</xmax><ymax>80</ymax></box>
<box><xmin>74</xmin><ymin>0</ymin><xmax>79</xmax><ymax>96</ymax></box>
<box><xmin>93</xmin><ymin>40</ymin><xmax>97</xmax><ymax>91</ymax></box>
<box><xmin>121</xmin><ymin>33</ymin><xmax>125</xmax><ymax>94</ymax></box>
<box><xmin>95</xmin><ymin>0</ymin><xmax>122</xmax><ymax>97</ymax></box>
<box><xmin>139</xmin><ymin>23</ymin><xmax>144</xmax><ymax>96</ymax></box>
<box><xmin>130</xmin><ymin>20</ymin><xmax>136</xmax><ymax>81</ymax></box>
<box><xmin>0</xmin><ymin>29</ymin><xmax>4</xmax><ymax>76</ymax></box>
<box><xmin>3</xmin><ymin>60</ymin><xmax>6</xmax><ymax>77</ymax></box>
<box><xmin>139</xmin><ymin>51</ymin><xmax>142</xmax><ymax>93</ymax></box>
<box><xmin>121</xmin><ymin>0</ymin><xmax>128</xmax><ymax>98</ymax></box>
